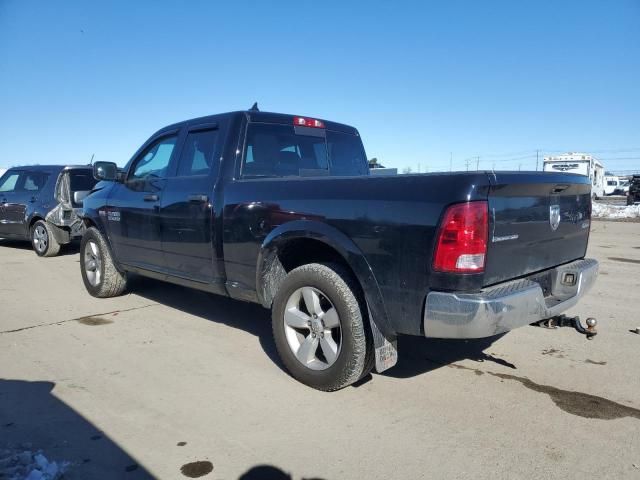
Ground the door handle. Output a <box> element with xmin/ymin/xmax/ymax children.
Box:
<box><xmin>143</xmin><ymin>194</ymin><xmax>159</xmax><ymax>202</ymax></box>
<box><xmin>30</xmin><ymin>196</ymin><xmax>37</xmax><ymax>203</ymax></box>
<box><xmin>188</xmin><ymin>194</ymin><xmax>209</xmax><ymax>203</ymax></box>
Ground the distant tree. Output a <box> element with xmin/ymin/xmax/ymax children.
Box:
<box><xmin>402</xmin><ymin>166</ymin><xmax>413</xmax><ymax>174</ymax></box>
<box><xmin>368</xmin><ymin>158</ymin><xmax>385</xmax><ymax>169</ymax></box>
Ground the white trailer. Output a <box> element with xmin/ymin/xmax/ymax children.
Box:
<box><xmin>543</xmin><ymin>153</ymin><xmax>605</xmax><ymax>199</ymax></box>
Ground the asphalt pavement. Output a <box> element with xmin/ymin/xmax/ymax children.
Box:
<box><xmin>1</xmin><ymin>220</ymin><xmax>639</xmax><ymax>479</ymax></box>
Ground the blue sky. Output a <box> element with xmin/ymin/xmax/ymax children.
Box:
<box><xmin>1</xmin><ymin>0</ymin><xmax>639</xmax><ymax>173</ymax></box>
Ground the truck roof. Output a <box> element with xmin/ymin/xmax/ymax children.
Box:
<box><xmin>5</xmin><ymin>164</ymin><xmax>92</xmax><ymax>173</ymax></box>
<box><xmin>157</xmin><ymin>110</ymin><xmax>359</xmax><ymax>137</ymax></box>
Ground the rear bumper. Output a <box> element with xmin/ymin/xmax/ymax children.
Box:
<box><xmin>423</xmin><ymin>258</ymin><xmax>598</xmax><ymax>339</ymax></box>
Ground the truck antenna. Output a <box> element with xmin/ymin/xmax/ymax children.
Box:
<box><xmin>89</xmin><ymin>153</ymin><xmax>95</xmax><ymax>165</ymax></box>
<box><xmin>249</xmin><ymin>102</ymin><xmax>259</xmax><ymax>112</ymax></box>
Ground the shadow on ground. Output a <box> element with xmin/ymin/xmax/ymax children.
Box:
<box><xmin>129</xmin><ymin>275</ymin><xmax>285</xmax><ymax>371</ymax></box>
<box><xmin>128</xmin><ymin>276</ymin><xmax>514</xmax><ymax>382</ymax></box>
<box><xmin>381</xmin><ymin>334</ymin><xmax>515</xmax><ymax>379</ymax></box>
<box><xmin>0</xmin><ymin>239</ymin><xmax>80</xmax><ymax>256</ymax></box>
<box><xmin>0</xmin><ymin>379</ymin><xmax>153</xmax><ymax>479</ymax></box>
<box><xmin>238</xmin><ymin>464</ymin><xmax>326</xmax><ymax>479</ymax></box>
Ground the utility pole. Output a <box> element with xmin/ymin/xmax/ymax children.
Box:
<box><xmin>536</xmin><ymin>149</ymin><xmax>539</xmax><ymax>171</ymax></box>
<box><xmin>465</xmin><ymin>158</ymin><xmax>470</xmax><ymax>171</ymax></box>
<box><xmin>449</xmin><ymin>152</ymin><xmax>453</xmax><ymax>172</ymax></box>
<box><xmin>418</xmin><ymin>162</ymin><xmax>421</xmax><ymax>173</ymax></box>
<box><xmin>476</xmin><ymin>156</ymin><xmax>480</xmax><ymax>171</ymax></box>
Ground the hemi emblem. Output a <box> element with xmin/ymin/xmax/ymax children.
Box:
<box><xmin>550</xmin><ymin>205</ymin><xmax>561</xmax><ymax>231</ymax></box>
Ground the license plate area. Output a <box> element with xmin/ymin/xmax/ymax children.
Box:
<box><xmin>528</xmin><ymin>270</ymin><xmax>554</xmax><ymax>298</ymax></box>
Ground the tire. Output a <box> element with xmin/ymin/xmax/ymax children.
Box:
<box><xmin>31</xmin><ymin>220</ymin><xmax>61</xmax><ymax>257</ymax></box>
<box><xmin>271</xmin><ymin>262</ymin><xmax>373</xmax><ymax>391</ymax></box>
<box><xmin>80</xmin><ymin>226</ymin><xmax>127</xmax><ymax>298</ymax></box>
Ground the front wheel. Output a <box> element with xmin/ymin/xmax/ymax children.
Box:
<box><xmin>80</xmin><ymin>227</ymin><xmax>128</xmax><ymax>298</ymax></box>
<box><xmin>271</xmin><ymin>263</ymin><xmax>373</xmax><ymax>391</ymax></box>
<box><xmin>32</xmin><ymin>220</ymin><xmax>61</xmax><ymax>257</ymax></box>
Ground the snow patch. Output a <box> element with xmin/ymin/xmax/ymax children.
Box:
<box><xmin>0</xmin><ymin>448</ymin><xmax>69</xmax><ymax>480</ymax></box>
<box><xmin>592</xmin><ymin>202</ymin><xmax>640</xmax><ymax>219</ymax></box>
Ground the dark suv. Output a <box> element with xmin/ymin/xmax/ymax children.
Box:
<box><xmin>627</xmin><ymin>175</ymin><xmax>640</xmax><ymax>205</ymax></box>
<box><xmin>0</xmin><ymin>165</ymin><xmax>97</xmax><ymax>256</ymax></box>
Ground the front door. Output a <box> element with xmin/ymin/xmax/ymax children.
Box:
<box><xmin>107</xmin><ymin>133</ymin><xmax>179</xmax><ymax>271</ymax></box>
<box><xmin>159</xmin><ymin>125</ymin><xmax>224</xmax><ymax>290</ymax></box>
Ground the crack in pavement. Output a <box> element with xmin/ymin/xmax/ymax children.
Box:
<box><xmin>0</xmin><ymin>304</ymin><xmax>158</xmax><ymax>335</ymax></box>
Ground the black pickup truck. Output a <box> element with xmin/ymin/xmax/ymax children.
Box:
<box><xmin>80</xmin><ymin>108</ymin><xmax>598</xmax><ymax>391</ymax></box>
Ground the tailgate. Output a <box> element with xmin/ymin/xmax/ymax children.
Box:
<box><xmin>484</xmin><ymin>172</ymin><xmax>591</xmax><ymax>286</ymax></box>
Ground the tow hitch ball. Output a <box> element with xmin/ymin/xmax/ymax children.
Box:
<box><xmin>534</xmin><ymin>315</ymin><xmax>598</xmax><ymax>340</ymax></box>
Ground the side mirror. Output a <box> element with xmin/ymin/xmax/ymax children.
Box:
<box><xmin>93</xmin><ymin>161</ymin><xmax>119</xmax><ymax>182</ymax></box>
<box><xmin>73</xmin><ymin>190</ymin><xmax>90</xmax><ymax>205</ymax></box>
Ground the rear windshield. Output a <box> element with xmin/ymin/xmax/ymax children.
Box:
<box><xmin>69</xmin><ymin>171</ymin><xmax>98</xmax><ymax>192</ymax></box>
<box><xmin>242</xmin><ymin>123</ymin><xmax>368</xmax><ymax>178</ymax></box>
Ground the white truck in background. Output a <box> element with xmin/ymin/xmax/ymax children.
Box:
<box><xmin>604</xmin><ymin>175</ymin><xmax>621</xmax><ymax>196</ymax></box>
<box><xmin>543</xmin><ymin>152</ymin><xmax>605</xmax><ymax>199</ymax></box>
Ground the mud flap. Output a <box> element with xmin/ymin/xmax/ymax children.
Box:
<box><xmin>367</xmin><ymin>305</ymin><xmax>398</xmax><ymax>373</ymax></box>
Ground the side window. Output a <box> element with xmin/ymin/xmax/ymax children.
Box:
<box><xmin>69</xmin><ymin>171</ymin><xmax>98</xmax><ymax>192</ymax></box>
<box><xmin>326</xmin><ymin>131</ymin><xmax>369</xmax><ymax>176</ymax></box>
<box><xmin>0</xmin><ymin>172</ymin><xmax>20</xmax><ymax>193</ymax></box>
<box><xmin>175</xmin><ymin>129</ymin><xmax>219</xmax><ymax>177</ymax></box>
<box><xmin>242</xmin><ymin>124</ymin><xmax>328</xmax><ymax>178</ymax></box>
<box><xmin>130</xmin><ymin>135</ymin><xmax>178</xmax><ymax>180</ymax></box>
<box><xmin>22</xmin><ymin>172</ymin><xmax>49</xmax><ymax>192</ymax></box>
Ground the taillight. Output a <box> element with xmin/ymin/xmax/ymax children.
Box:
<box><xmin>433</xmin><ymin>201</ymin><xmax>488</xmax><ymax>273</ymax></box>
<box><xmin>293</xmin><ymin>116</ymin><xmax>325</xmax><ymax>128</ymax></box>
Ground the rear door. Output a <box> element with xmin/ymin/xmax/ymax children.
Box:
<box><xmin>2</xmin><ymin>170</ymin><xmax>50</xmax><ymax>237</ymax></box>
<box><xmin>159</xmin><ymin>123</ymin><xmax>225</xmax><ymax>290</ymax></box>
<box><xmin>107</xmin><ymin>133</ymin><xmax>180</xmax><ymax>271</ymax></box>
<box><xmin>0</xmin><ymin>170</ymin><xmax>23</xmax><ymax>237</ymax></box>
<box><xmin>484</xmin><ymin>172</ymin><xmax>591</xmax><ymax>286</ymax></box>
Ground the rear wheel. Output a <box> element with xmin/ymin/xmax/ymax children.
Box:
<box><xmin>271</xmin><ymin>262</ymin><xmax>373</xmax><ymax>391</ymax></box>
<box><xmin>31</xmin><ymin>220</ymin><xmax>60</xmax><ymax>257</ymax></box>
<box><xmin>80</xmin><ymin>227</ymin><xmax>128</xmax><ymax>297</ymax></box>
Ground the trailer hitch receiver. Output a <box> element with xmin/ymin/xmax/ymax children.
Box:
<box><xmin>534</xmin><ymin>315</ymin><xmax>598</xmax><ymax>340</ymax></box>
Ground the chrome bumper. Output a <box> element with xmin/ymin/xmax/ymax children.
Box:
<box><xmin>423</xmin><ymin>258</ymin><xmax>599</xmax><ymax>339</ymax></box>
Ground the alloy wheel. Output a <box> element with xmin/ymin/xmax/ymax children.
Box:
<box><xmin>283</xmin><ymin>286</ymin><xmax>342</xmax><ymax>371</ymax></box>
<box><xmin>33</xmin><ymin>225</ymin><xmax>48</xmax><ymax>253</ymax></box>
<box><xmin>84</xmin><ymin>241</ymin><xmax>102</xmax><ymax>287</ymax></box>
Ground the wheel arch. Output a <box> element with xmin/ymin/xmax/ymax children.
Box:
<box><xmin>80</xmin><ymin>215</ymin><xmax>124</xmax><ymax>273</ymax></box>
<box><xmin>28</xmin><ymin>215</ymin><xmax>45</xmax><ymax>231</ymax></box>
<box><xmin>256</xmin><ymin>220</ymin><xmax>394</xmax><ymax>339</ymax></box>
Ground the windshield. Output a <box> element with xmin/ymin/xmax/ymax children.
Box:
<box><xmin>70</xmin><ymin>171</ymin><xmax>98</xmax><ymax>192</ymax></box>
